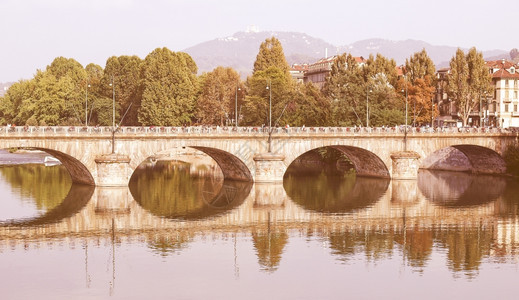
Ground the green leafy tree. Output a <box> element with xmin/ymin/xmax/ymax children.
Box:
<box><xmin>243</xmin><ymin>38</ymin><xmax>294</xmax><ymax>126</ymax></box>
<box><xmin>253</xmin><ymin>37</ymin><xmax>290</xmax><ymax>75</ymax></box>
<box><xmin>195</xmin><ymin>66</ymin><xmax>242</xmax><ymax>126</ymax></box>
<box><xmin>283</xmin><ymin>82</ymin><xmax>330</xmax><ymax>126</ymax></box>
<box><xmin>103</xmin><ymin>56</ymin><xmax>143</xmax><ymax>125</ymax></box>
<box><xmin>139</xmin><ymin>48</ymin><xmax>198</xmax><ymax>126</ymax></box>
<box><xmin>447</xmin><ymin>48</ymin><xmax>492</xmax><ymax>126</ymax></box>
<box><xmin>323</xmin><ymin>53</ymin><xmax>403</xmax><ymax>127</ymax></box>
<box><xmin>323</xmin><ymin>53</ymin><xmax>366</xmax><ymax>126</ymax></box>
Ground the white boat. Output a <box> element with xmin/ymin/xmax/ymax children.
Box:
<box><xmin>44</xmin><ymin>156</ymin><xmax>61</xmax><ymax>166</ymax></box>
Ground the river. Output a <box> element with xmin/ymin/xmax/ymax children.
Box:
<box><xmin>1</xmin><ymin>149</ymin><xmax>519</xmax><ymax>299</ymax></box>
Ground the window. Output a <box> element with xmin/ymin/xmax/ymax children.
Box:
<box><xmin>515</xmin><ymin>104</ymin><xmax>518</xmax><ymax>112</ymax></box>
<box><xmin>505</xmin><ymin>104</ymin><xmax>509</xmax><ymax>113</ymax></box>
<box><xmin>515</xmin><ymin>91</ymin><xmax>518</xmax><ymax>99</ymax></box>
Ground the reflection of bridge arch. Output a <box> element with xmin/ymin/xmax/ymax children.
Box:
<box><xmin>285</xmin><ymin>146</ymin><xmax>391</xmax><ymax>178</ymax></box>
<box><xmin>420</xmin><ymin>145</ymin><xmax>507</xmax><ymax>174</ymax></box>
<box><xmin>131</xmin><ymin>146</ymin><xmax>254</xmax><ymax>182</ymax></box>
<box><xmin>417</xmin><ymin>170</ymin><xmax>507</xmax><ymax>207</ymax></box>
<box><xmin>284</xmin><ymin>176</ymin><xmax>390</xmax><ymax>213</ymax></box>
<box><xmin>0</xmin><ymin>184</ymin><xmax>94</xmax><ymax>227</ymax></box>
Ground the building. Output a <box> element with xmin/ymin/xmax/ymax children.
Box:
<box><xmin>434</xmin><ymin>59</ymin><xmax>519</xmax><ymax>128</ymax></box>
<box><xmin>304</xmin><ymin>55</ymin><xmax>366</xmax><ymax>88</ymax></box>
<box><xmin>487</xmin><ymin>59</ymin><xmax>519</xmax><ymax>128</ymax></box>
<box><xmin>289</xmin><ymin>64</ymin><xmax>308</xmax><ymax>83</ymax></box>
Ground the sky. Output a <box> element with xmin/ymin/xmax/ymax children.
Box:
<box><xmin>0</xmin><ymin>0</ymin><xmax>517</xmax><ymax>83</ymax></box>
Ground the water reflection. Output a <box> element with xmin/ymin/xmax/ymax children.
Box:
<box><xmin>129</xmin><ymin>161</ymin><xmax>252</xmax><ymax>220</ymax></box>
<box><xmin>284</xmin><ymin>173</ymin><xmax>390</xmax><ymax>213</ymax></box>
<box><xmin>418</xmin><ymin>170</ymin><xmax>507</xmax><ymax>207</ymax></box>
<box><xmin>2</xmin><ymin>157</ymin><xmax>519</xmax><ymax>298</ymax></box>
<box><xmin>0</xmin><ymin>163</ymin><xmax>94</xmax><ymax>226</ymax></box>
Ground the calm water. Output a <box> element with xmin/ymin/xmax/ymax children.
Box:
<box><xmin>1</xmin><ymin>151</ymin><xmax>519</xmax><ymax>299</ymax></box>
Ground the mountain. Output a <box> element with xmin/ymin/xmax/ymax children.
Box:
<box><xmin>184</xmin><ymin>31</ymin><xmax>510</xmax><ymax>75</ymax></box>
<box><xmin>340</xmin><ymin>38</ymin><xmax>508</xmax><ymax>68</ymax></box>
<box><xmin>184</xmin><ymin>31</ymin><xmax>333</xmax><ymax>77</ymax></box>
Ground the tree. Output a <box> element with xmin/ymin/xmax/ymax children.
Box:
<box><xmin>405</xmin><ymin>49</ymin><xmax>437</xmax><ymax>126</ymax></box>
<box><xmin>243</xmin><ymin>38</ymin><xmax>294</xmax><ymax>126</ymax></box>
<box><xmin>323</xmin><ymin>53</ymin><xmax>366</xmax><ymax>126</ymax></box>
<box><xmin>253</xmin><ymin>37</ymin><xmax>290</xmax><ymax>75</ymax></box>
<box><xmin>323</xmin><ymin>53</ymin><xmax>404</xmax><ymax>127</ymax></box>
<box><xmin>103</xmin><ymin>56</ymin><xmax>143</xmax><ymax>125</ymax></box>
<box><xmin>139</xmin><ymin>48</ymin><xmax>198</xmax><ymax>126</ymax></box>
<box><xmin>447</xmin><ymin>48</ymin><xmax>492</xmax><ymax>126</ymax></box>
<box><xmin>196</xmin><ymin>67</ymin><xmax>242</xmax><ymax>126</ymax></box>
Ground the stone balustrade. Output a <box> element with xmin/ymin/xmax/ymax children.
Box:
<box><xmin>1</xmin><ymin>125</ymin><xmax>517</xmax><ymax>136</ymax></box>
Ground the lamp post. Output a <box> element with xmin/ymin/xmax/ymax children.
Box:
<box><xmin>109</xmin><ymin>75</ymin><xmax>115</xmax><ymax>154</ymax></box>
<box><xmin>266</xmin><ymin>79</ymin><xmax>272</xmax><ymax>153</ymax></box>
<box><xmin>366</xmin><ymin>86</ymin><xmax>372</xmax><ymax>128</ymax></box>
<box><xmin>235</xmin><ymin>85</ymin><xmax>241</xmax><ymax>128</ymax></box>
<box><xmin>403</xmin><ymin>76</ymin><xmax>408</xmax><ymax>151</ymax></box>
<box><xmin>85</xmin><ymin>82</ymin><xmax>90</xmax><ymax>126</ymax></box>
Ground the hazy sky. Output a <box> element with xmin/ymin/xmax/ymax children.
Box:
<box><xmin>1</xmin><ymin>0</ymin><xmax>516</xmax><ymax>82</ymax></box>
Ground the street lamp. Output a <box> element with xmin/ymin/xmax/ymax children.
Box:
<box><xmin>85</xmin><ymin>82</ymin><xmax>90</xmax><ymax>126</ymax></box>
<box><xmin>266</xmin><ymin>79</ymin><xmax>272</xmax><ymax>152</ymax></box>
<box><xmin>109</xmin><ymin>75</ymin><xmax>115</xmax><ymax>154</ymax></box>
<box><xmin>235</xmin><ymin>85</ymin><xmax>241</xmax><ymax>128</ymax></box>
<box><xmin>402</xmin><ymin>76</ymin><xmax>408</xmax><ymax>151</ymax></box>
<box><xmin>366</xmin><ymin>86</ymin><xmax>372</xmax><ymax>128</ymax></box>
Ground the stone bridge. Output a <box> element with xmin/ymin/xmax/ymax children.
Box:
<box><xmin>0</xmin><ymin>126</ymin><xmax>517</xmax><ymax>186</ymax></box>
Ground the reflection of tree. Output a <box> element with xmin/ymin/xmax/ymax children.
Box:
<box><xmin>418</xmin><ymin>170</ymin><xmax>506</xmax><ymax>207</ymax></box>
<box><xmin>129</xmin><ymin>161</ymin><xmax>251</xmax><ymax>219</ymax></box>
<box><xmin>284</xmin><ymin>173</ymin><xmax>388</xmax><ymax>213</ymax></box>
<box><xmin>327</xmin><ymin>224</ymin><xmax>497</xmax><ymax>275</ymax></box>
<box><xmin>148</xmin><ymin>234</ymin><xmax>191</xmax><ymax>257</ymax></box>
<box><xmin>394</xmin><ymin>228</ymin><xmax>433</xmax><ymax>268</ymax></box>
<box><xmin>435</xmin><ymin>226</ymin><xmax>493</xmax><ymax>275</ymax></box>
<box><xmin>252</xmin><ymin>229</ymin><xmax>288</xmax><ymax>273</ymax></box>
<box><xmin>329</xmin><ymin>231</ymin><xmax>396</xmax><ymax>262</ymax></box>
<box><xmin>0</xmin><ymin>164</ymin><xmax>71</xmax><ymax>210</ymax></box>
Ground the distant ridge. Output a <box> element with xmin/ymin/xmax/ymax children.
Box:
<box><xmin>183</xmin><ymin>31</ymin><xmax>510</xmax><ymax>76</ymax></box>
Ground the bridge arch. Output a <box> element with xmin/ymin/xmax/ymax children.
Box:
<box><xmin>285</xmin><ymin>145</ymin><xmax>390</xmax><ymax>178</ymax></box>
<box><xmin>131</xmin><ymin>146</ymin><xmax>253</xmax><ymax>182</ymax></box>
<box><xmin>5</xmin><ymin>147</ymin><xmax>95</xmax><ymax>185</ymax></box>
<box><xmin>420</xmin><ymin>145</ymin><xmax>507</xmax><ymax>175</ymax></box>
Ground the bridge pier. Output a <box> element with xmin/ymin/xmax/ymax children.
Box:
<box><xmin>253</xmin><ymin>153</ymin><xmax>286</xmax><ymax>183</ymax></box>
<box><xmin>390</xmin><ymin>151</ymin><xmax>421</xmax><ymax>180</ymax></box>
<box><xmin>94</xmin><ymin>153</ymin><xmax>132</xmax><ymax>186</ymax></box>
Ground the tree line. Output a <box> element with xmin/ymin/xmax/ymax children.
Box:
<box><xmin>0</xmin><ymin>38</ymin><xmax>493</xmax><ymax>127</ymax></box>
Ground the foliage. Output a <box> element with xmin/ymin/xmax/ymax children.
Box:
<box><xmin>243</xmin><ymin>38</ymin><xmax>295</xmax><ymax>126</ymax></box>
<box><xmin>196</xmin><ymin>66</ymin><xmax>242</xmax><ymax>126</ymax></box>
<box><xmin>103</xmin><ymin>56</ymin><xmax>143</xmax><ymax>126</ymax></box>
<box><xmin>447</xmin><ymin>48</ymin><xmax>492</xmax><ymax>126</ymax></box>
<box><xmin>323</xmin><ymin>53</ymin><xmax>404</xmax><ymax>127</ymax></box>
<box><xmin>139</xmin><ymin>48</ymin><xmax>198</xmax><ymax>126</ymax></box>
<box><xmin>253</xmin><ymin>37</ymin><xmax>291</xmax><ymax>76</ymax></box>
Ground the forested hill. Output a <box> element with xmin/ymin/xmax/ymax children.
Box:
<box><xmin>183</xmin><ymin>31</ymin><xmax>509</xmax><ymax>75</ymax></box>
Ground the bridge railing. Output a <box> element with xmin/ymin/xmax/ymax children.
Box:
<box><xmin>0</xmin><ymin>125</ymin><xmax>516</xmax><ymax>136</ymax></box>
